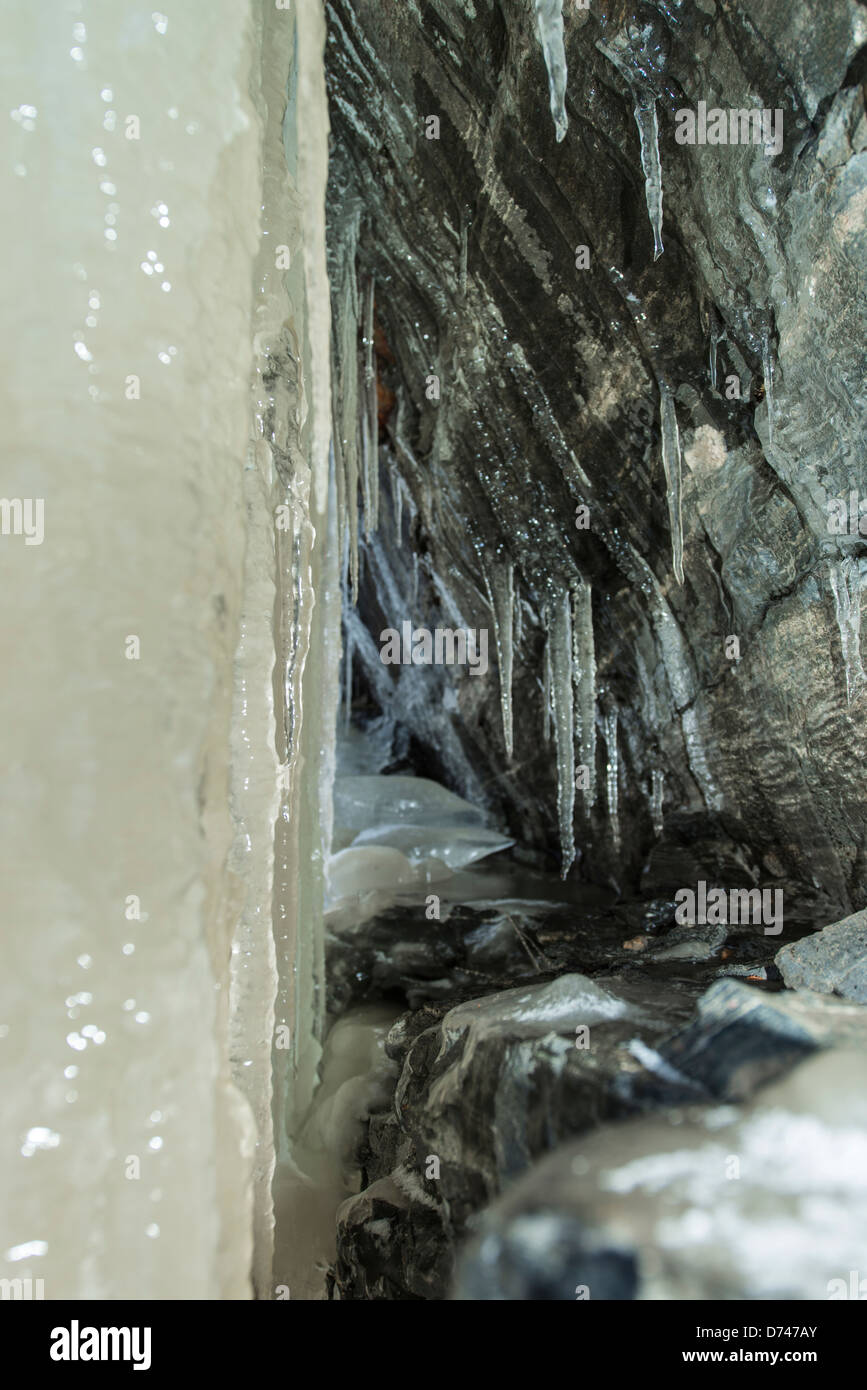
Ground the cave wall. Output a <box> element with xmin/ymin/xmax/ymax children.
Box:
<box><xmin>325</xmin><ymin>0</ymin><xmax>867</xmax><ymax>917</ymax></box>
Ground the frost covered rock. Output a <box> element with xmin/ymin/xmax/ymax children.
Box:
<box><xmin>454</xmin><ymin>1048</ymin><xmax>867</xmax><ymax>1300</ymax></box>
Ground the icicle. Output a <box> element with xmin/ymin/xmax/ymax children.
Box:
<box><xmin>762</xmin><ymin>325</ymin><xmax>776</xmax><ymax>445</ymax></box>
<box><xmin>542</xmin><ymin>604</ymin><xmax>552</xmax><ymax>744</ymax></box>
<box><xmin>360</xmin><ymin>274</ymin><xmax>379</xmax><ymax>537</ymax></box>
<box><xmin>343</xmin><ymin>625</ymin><xmax>354</xmax><ymax>730</ymax></box>
<box><xmin>597</xmin><ymin>40</ymin><xmax>663</xmax><ymax>261</ymax></box>
<box><xmin>605</xmin><ymin>709</ymin><xmax>621</xmax><ymax>854</ymax></box>
<box><xmin>339</xmin><ymin>268</ymin><xmax>360</xmax><ymax>604</ymax></box>
<box><xmin>634</xmin><ymin>89</ymin><xmax>664</xmax><ymax>261</ymax></box>
<box><xmin>548</xmin><ymin>590</ymin><xmax>576</xmax><ymax>878</ymax></box>
<box><xmin>534</xmin><ymin>0</ymin><xmax>568</xmax><ymax>143</ymax></box>
<box><xmin>514</xmin><ymin>585</ymin><xmax>523</xmax><ymax>651</ymax></box>
<box><xmin>572</xmin><ymin>582</ymin><xmax>597</xmax><ymax>808</ymax></box>
<box><xmin>658</xmin><ymin>378</ymin><xmax>684</xmax><ymax>585</ymax></box>
<box><xmin>459</xmin><ymin>212</ymin><xmax>469</xmax><ymax>301</ymax></box>
<box><xmin>708</xmin><ymin>310</ymin><xmax>721</xmax><ymax>391</ymax></box>
<box><xmin>828</xmin><ymin>557</ymin><xmax>865</xmax><ymax>705</ymax></box>
<box><xmin>650</xmin><ymin>769</ymin><xmax>664</xmax><ymax>837</ymax></box>
<box><xmin>389</xmin><ymin>459</ymin><xmax>403</xmax><ymax>543</ymax></box>
<box><xmin>484</xmin><ymin>560</ymin><xmax>515</xmax><ymax>760</ymax></box>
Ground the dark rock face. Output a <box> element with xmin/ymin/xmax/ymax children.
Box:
<box><xmin>325</xmin><ymin>0</ymin><xmax>867</xmax><ymax>905</ymax></box>
<box><xmin>322</xmin><ymin>0</ymin><xmax>867</xmax><ymax>1304</ymax></box>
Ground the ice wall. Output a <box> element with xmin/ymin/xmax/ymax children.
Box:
<box><xmin>0</xmin><ymin>0</ymin><xmax>332</xmax><ymax>1301</ymax></box>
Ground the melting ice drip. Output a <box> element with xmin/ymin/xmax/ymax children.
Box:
<box><xmin>485</xmin><ymin>559</ymin><xmax>515</xmax><ymax>759</ymax></box>
<box><xmin>534</xmin><ymin>0</ymin><xmax>568</xmax><ymax>142</ymax></box>
<box><xmin>658</xmin><ymin>379</ymin><xmax>684</xmax><ymax>585</ymax></box>
<box><xmin>828</xmin><ymin>556</ymin><xmax>866</xmax><ymax>705</ymax></box>
<box><xmin>604</xmin><ymin>708</ymin><xmax>620</xmax><ymax>853</ymax></box>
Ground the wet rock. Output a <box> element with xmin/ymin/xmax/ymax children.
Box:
<box><xmin>454</xmin><ymin>1048</ymin><xmax>867</xmax><ymax>1300</ymax></box>
<box><xmin>775</xmin><ymin>909</ymin><xmax>867</xmax><ymax>1004</ymax></box>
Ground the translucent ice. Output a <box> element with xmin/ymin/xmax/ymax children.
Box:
<box><xmin>828</xmin><ymin>557</ymin><xmax>865</xmax><ymax>705</ymax></box>
<box><xmin>651</xmin><ymin>769</ymin><xmax>665</xmax><ymax>837</ymax></box>
<box><xmin>634</xmin><ymin>90</ymin><xmax>664</xmax><ymax>261</ymax></box>
<box><xmin>485</xmin><ymin>560</ymin><xmax>515</xmax><ymax>760</ymax></box>
<box><xmin>534</xmin><ymin>0</ymin><xmax>568</xmax><ymax>142</ymax></box>
<box><xmin>572</xmin><ymin>583</ymin><xmax>597</xmax><ymax>808</ymax></box>
<box><xmin>605</xmin><ymin>709</ymin><xmax>621</xmax><ymax>853</ymax></box>
<box><xmin>547</xmin><ymin>590</ymin><xmax>576</xmax><ymax>877</ymax></box>
<box><xmin>334</xmin><ymin>775</ymin><xmax>487</xmax><ymax>832</ymax></box>
<box><xmin>659</xmin><ymin>379</ymin><xmax>684</xmax><ymax>585</ymax></box>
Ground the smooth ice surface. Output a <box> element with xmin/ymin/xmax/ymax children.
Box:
<box><xmin>0</xmin><ymin>0</ymin><xmax>287</xmax><ymax>1299</ymax></box>
<box><xmin>350</xmin><ymin>823</ymin><xmax>514</xmax><ymax>869</ymax></box>
<box><xmin>534</xmin><ymin>0</ymin><xmax>568</xmax><ymax>142</ymax></box>
<box><xmin>659</xmin><ymin>379</ymin><xmax>685</xmax><ymax>585</ymax></box>
<box><xmin>334</xmin><ymin>775</ymin><xmax>487</xmax><ymax>830</ymax></box>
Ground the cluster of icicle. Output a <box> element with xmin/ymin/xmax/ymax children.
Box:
<box><xmin>487</xmin><ymin>561</ymin><xmax>602</xmax><ymax>878</ymax></box>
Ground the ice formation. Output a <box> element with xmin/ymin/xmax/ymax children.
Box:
<box><xmin>361</xmin><ymin>273</ymin><xmax>379</xmax><ymax>536</ymax></box>
<box><xmin>547</xmin><ymin>589</ymin><xmax>576</xmax><ymax>877</ymax></box>
<box><xmin>634</xmin><ymin>90</ymin><xmax>664</xmax><ymax>261</ymax></box>
<box><xmin>762</xmin><ymin>324</ymin><xmax>776</xmax><ymax>445</ymax></box>
<box><xmin>597</xmin><ymin>40</ymin><xmax>664</xmax><ymax>260</ymax></box>
<box><xmin>658</xmin><ymin>379</ymin><xmax>684</xmax><ymax>585</ymax></box>
<box><xmin>604</xmin><ymin>709</ymin><xmax>621</xmax><ymax>852</ymax></box>
<box><xmin>651</xmin><ymin>769</ymin><xmax>665</xmax><ymax>837</ymax></box>
<box><xmin>485</xmin><ymin>560</ymin><xmax>515</xmax><ymax>760</ymax></box>
<box><xmin>572</xmin><ymin>582</ymin><xmax>597</xmax><ymax>808</ymax></box>
<box><xmin>534</xmin><ymin>0</ymin><xmax>569</xmax><ymax>142</ymax></box>
<box><xmin>828</xmin><ymin>557</ymin><xmax>866</xmax><ymax>705</ymax></box>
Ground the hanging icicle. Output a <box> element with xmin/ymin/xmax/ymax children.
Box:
<box><xmin>542</xmin><ymin>603</ymin><xmax>553</xmax><ymax>745</ymax></box>
<box><xmin>338</xmin><ymin>259</ymin><xmax>360</xmax><ymax>604</ymax></box>
<box><xmin>360</xmin><ymin>273</ymin><xmax>379</xmax><ymax>537</ymax></box>
<box><xmin>828</xmin><ymin>556</ymin><xmax>866</xmax><ymax>705</ymax></box>
<box><xmin>484</xmin><ymin>559</ymin><xmax>515</xmax><ymax>760</ymax></box>
<box><xmin>634</xmin><ymin>89</ymin><xmax>664</xmax><ymax>261</ymax></box>
<box><xmin>604</xmin><ymin>708</ymin><xmax>621</xmax><ymax>853</ymax></box>
<box><xmin>658</xmin><ymin>378</ymin><xmax>684</xmax><ymax>585</ymax></box>
<box><xmin>548</xmin><ymin>589</ymin><xmax>576</xmax><ymax>877</ymax></box>
<box><xmin>650</xmin><ymin>768</ymin><xmax>664</xmax><ymax>837</ymax></box>
<box><xmin>597</xmin><ymin>40</ymin><xmax>664</xmax><ymax>260</ymax></box>
<box><xmin>572</xmin><ymin>582</ymin><xmax>597</xmax><ymax>808</ymax></box>
<box><xmin>534</xmin><ymin>0</ymin><xmax>568</xmax><ymax>143</ymax></box>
